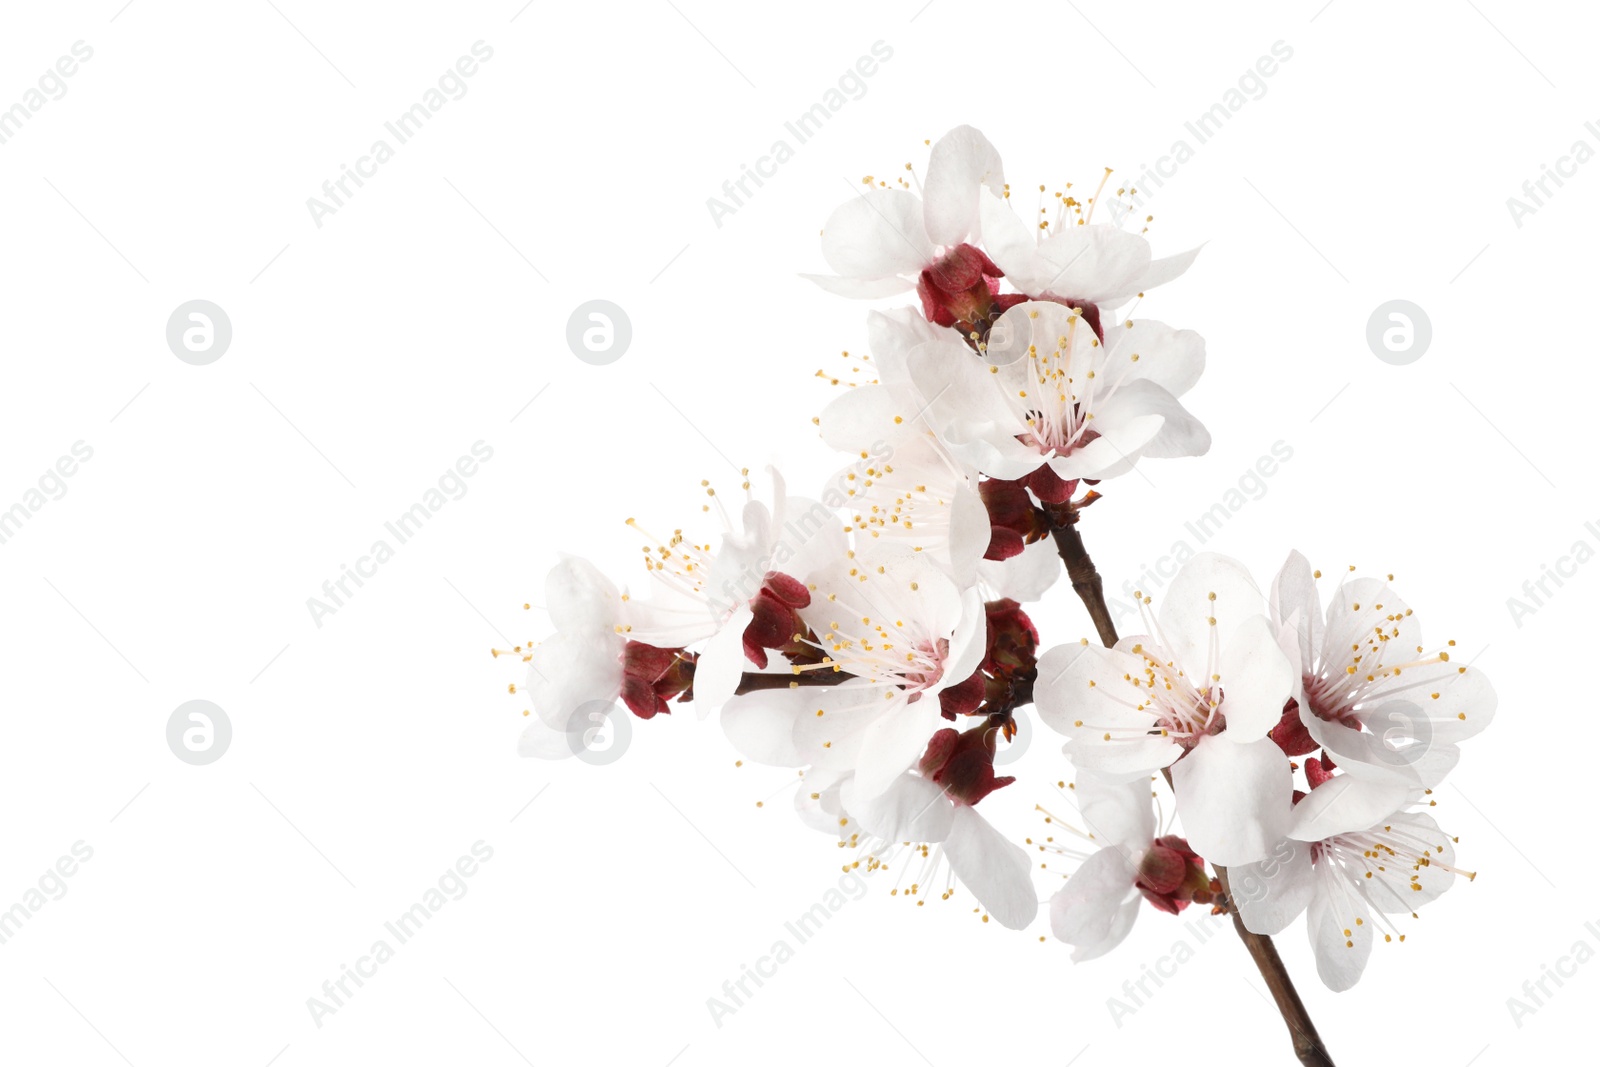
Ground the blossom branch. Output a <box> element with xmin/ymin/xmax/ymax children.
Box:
<box><xmin>1213</xmin><ymin>866</ymin><xmax>1336</xmax><ymax>1067</ymax></box>
<box><xmin>1052</xmin><ymin>506</ymin><xmax>1336</xmax><ymax>1067</ymax></box>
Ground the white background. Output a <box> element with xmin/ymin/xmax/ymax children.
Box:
<box><xmin>0</xmin><ymin>1</ymin><xmax>1590</xmax><ymax>1064</ymax></box>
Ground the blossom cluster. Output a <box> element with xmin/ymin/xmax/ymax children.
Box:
<box><xmin>507</xmin><ymin>127</ymin><xmax>1495</xmax><ymax>993</ymax></box>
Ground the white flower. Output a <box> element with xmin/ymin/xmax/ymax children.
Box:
<box><xmin>828</xmin><ymin>427</ymin><xmax>991</xmax><ymax>589</ymax></box>
<box><xmin>515</xmin><ymin>473</ymin><xmax>848</xmax><ymax>758</ymax></box>
<box><xmin>908</xmin><ymin>300</ymin><xmax>1208</xmax><ymax>483</ymax></box>
<box><xmin>1230</xmin><ymin>776</ymin><xmax>1468</xmax><ymax>991</ymax></box>
<box><xmin>723</xmin><ymin>552</ymin><xmax>987</xmax><ymax>801</ymax></box>
<box><xmin>802</xmin><ymin>126</ymin><xmax>1004</xmax><ymax>299</ymax></box>
<box><xmin>1269</xmin><ymin>551</ymin><xmax>1496</xmax><ymax>788</ymax></box>
<box><xmin>623</xmin><ymin>471</ymin><xmax>846</xmax><ymax>713</ymax></box>
<box><xmin>717</xmin><ymin>552</ymin><xmax>1010</xmax><ymax>926</ymax></box>
<box><xmin>826</xmin><ymin>300</ymin><xmax>1206</xmax><ymax>486</ymax></box>
<box><xmin>977</xmin><ymin>176</ymin><xmax>1199</xmax><ymax>309</ymax></box>
<box><xmin>1046</xmin><ymin>773</ymin><xmax>1156</xmax><ymax>960</ymax></box>
<box><xmin>516</xmin><ymin>556</ymin><xmax>640</xmax><ymax>759</ymax></box>
<box><xmin>1034</xmin><ymin>553</ymin><xmax>1294</xmax><ymax>866</ymax></box>
<box><xmin>722</xmin><ymin>711</ymin><xmax>1037</xmax><ymax>929</ymax></box>
<box><xmin>815</xmin><ymin>307</ymin><xmax>950</xmax><ymax>457</ymax></box>
<box><xmin>844</xmin><ymin>770</ymin><xmax>1038</xmax><ymax>929</ymax></box>
<box><xmin>1046</xmin><ymin>772</ymin><xmax>1221</xmax><ymax>961</ymax></box>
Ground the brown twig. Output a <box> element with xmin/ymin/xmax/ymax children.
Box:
<box><xmin>733</xmin><ymin>671</ymin><xmax>847</xmax><ymax>695</ymax></box>
<box><xmin>1049</xmin><ymin>502</ymin><xmax>1336</xmax><ymax>1067</ymax></box>
<box><xmin>1213</xmin><ymin>866</ymin><xmax>1336</xmax><ymax>1067</ymax></box>
<box><xmin>1047</xmin><ymin>508</ymin><xmax>1120</xmax><ymax>648</ymax></box>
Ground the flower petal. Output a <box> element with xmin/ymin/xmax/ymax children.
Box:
<box><xmin>1049</xmin><ymin>845</ymin><xmax>1140</xmax><ymax>960</ymax></box>
<box><xmin>922</xmin><ymin>125</ymin><xmax>1005</xmax><ymax>246</ymax></box>
<box><xmin>692</xmin><ymin>604</ymin><xmax>753</xmax><ymax>718</ymax></box>
<box><xmin>819</xmin><ymin>188</ymin><xmax>933</xmax><ymax>281</ymax></box>
<box><xmin>819</xmin><ymin>382</ymin><xmax>902</xmax><ymax>453</ymax></box>
<box><xmin>1361</xmin><ymin>661</ymin><xmax>1496</xmax><ymax>747</ymax></box>
<box><xmin>1032</xmin><ymin>225</ymin><xmax>1152</xmax><ymax>304</ymax></box>
<box><xmin>1100</xmin><ymin>319</ymin><xmax>1206</xmax><ymax>397</ymax></box>
<box><xmin>850</xmin><ymin>695</ymin><xmax>945</xmax><ymax>801</ymax></box>
<box><xmin>977</xmin><ymin>190</ymin><xmax>1042</xmax><ymax>291</ymax></box>
<box><xmin>945</xmin><ymin>480</ymin><xmax>993</xmax><ymax>588</ymax></box>
<box><xmin>1171</xmin><ymin>734</ymin><xmax>1291</xmax><ymax>866</ymax></box>
<box><xmin>1217</xmin><ymin>615</ymin><xmax>1296</xmax><ymax>739</ymax></box>
<box><xmin>1307</xmin><ymin>878</ymin><xmax>1373</xmax><ymax>991</ymax></box>
<box><xmin>545</xmin><ymin>556</ymin><xmax>621</xmax><ymax>632</ymax></box>
<box><xmin>976</xmin><ymin>535</ymin><xmax>1061</xmax><ymax>603</ymax></box>
<box><xmin>1034</xmin><ymin>643</ymin><xmax>1184</xmax><ymax>779</ymax></box>
<box><xmin>1304</xmin><ymin>711</ymin><xmax>1460</xmax><ymax>790</ymax></box>
<box><xmin>795</xmin><ymin>772</ymin><xmax>849</xmax><ymax>833</ymax></box>
<box><xmin>1270</xmin><ymin>550</ymin><xmax>1323</xmax><ymax>682</ymax></box>
<box><xmin>1043</xmin><ymin>410</ymin><xmax>1166</xmax><ymax>481</ymax></box>
<box><xmin>525</xmin><ymin>630</ymin><xmax>623</xmax><ymax>729</ymax></box>
<box><xmin>940</xmin><ymin>587</ymin><xmax>990</xmax><ymax>695</ymax></box>
<box><xmin>1108</xmin><ymin>379</ymin><xmax>1210</xmax><ymax>460</ymax></box>
<box><xmin>1104</xmin><ymin>245</ymin><xmax>1202</xmax><ymax>306</ymax></box>
<box><xmin>842</xmin><ymin>772</ymin><xmax>954</xmax><ymax>843</ymax></box>
<box><xmin>1289</xmin><ymin>776</ymin><xmax>1410</xmax><ymax>842</ymax></box>
<box><xmin>1076</xmin><ymin>770</ymin><xmax>1156</xmax><ymax>852</ymax></box>
<box><xmin>946</xmin><ymin>804</ymin><xmax>1039</xmax><ymax>930</ymax></box>
<box><xmin>1231</xmin><ymin>839</ymin><xmax>1316</xmax><ymax>936</ymax></box>
<box><xmin>720</xmin><ymin>688</ymin><xmax>808</xmax><ymax>766</ymax></box>
<box><xmin>1158</xmin><ymin>552</ymin><xmax>1270</xmax><ymax>676</ymax></box>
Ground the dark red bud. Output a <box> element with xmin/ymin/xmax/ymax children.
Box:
<box><xmin>979</xmin><ymin>476</ymin><xmax>1050</xmax><ymax>559</ymax></box>
<box><xmin>1305</xmin><ymin>753</ymin><xmax>1337</xmax><ymax>790</ymax></box>
<box><xmin>938</xmin><ymin>670</ymin><xmax>987</xmax><ymax>718</ymax></box>
<box><xmin>763</xmin><ymin>572</ymin><xmax>811</xmax><ymax>608</ymax></box>
<box><xmin>917</xmin><ymin>244</ymin><xmax>1003</xmax><ymax>331</ymax></box>
<box><xmin>982</xmin><ymin>598</ymin><xmax>1039</xmax><ymax>678</ymax></box>
<box><xmin>1134</xmin><ymin>835</ymin><xmax>1218</xmax><ymax>914</ymax></box>
<box><xmin>1023</xmin><ymin>464</ymin><xmax>1079</xmax><ymax>505</ymax></box>
<box><xmin>1137</xmin><ymin>844</ymin><xmax>1190</xmax><ymax>896</ymax></box>
<box><xmin>984</xmin><ymin>526</ymin><xmax>1026</xmax><ymax>562</ymax></box>
<box><xmin>918</xmin><ymin>719</ymin><xmax>1015</xmax><ymax>806</ymax></box>
<box><xmin>1270</xmin><ymin>698</ymin><xmax>1319</xmax><ymax>757</ymax></box>
<box><xmin>740</xmin><ymin>573</ymin><xmax>813</xmax><ymax>670</ymax></box>
<box><xmin>620</xmin><ymin>640</ymin><xmax>696</xmax><ymax>719</ymax></box>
